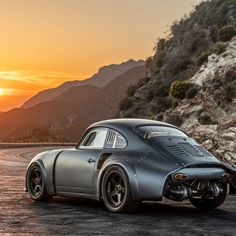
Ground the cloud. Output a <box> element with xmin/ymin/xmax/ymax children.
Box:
<box><xmin>0</xmin><ymin>70</ymin><xmax>88</xmax><ymax>111</ymax></box>
<box><xmin>0</xmin><ymin>70</ymin><xmax>85</xmax><ymax>91</ymax></box>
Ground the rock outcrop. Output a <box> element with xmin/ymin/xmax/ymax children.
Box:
<box><xmin>164</xmin><ymin>37</ymin><xmax>236</xmax><ymax>166</ymax></box>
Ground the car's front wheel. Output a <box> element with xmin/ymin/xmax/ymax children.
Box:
<box><xmin>26</xmin><ymin>163</ymin><xmax>51</xmax><ymax>201</ymax></box>
<box><xmin>101</xmin><ymin>166</ymin><xmax>139</xmax><ymax>213</ymax></box>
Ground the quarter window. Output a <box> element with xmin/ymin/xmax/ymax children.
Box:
<box><xmin>104</xmin><ymin>129</ymin><xmax>127</xmax><ymax>149</ymax></box>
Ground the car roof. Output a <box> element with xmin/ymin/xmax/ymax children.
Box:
<box><xmin>88</xmin><ymin>118</ymin><xmax>177</xmax><ymax>130</ymax></box>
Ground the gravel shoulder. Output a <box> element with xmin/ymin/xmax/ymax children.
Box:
<box><xmin>0</xmin><ymin>147</ymin><xmax>236</xmax><ymax>236</ymax></box>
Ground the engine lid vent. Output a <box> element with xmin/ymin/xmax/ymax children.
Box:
<box><xmin>193</xmin><ymin>145</ymin><xmax>212</xmax><ymax>156</ymax></box>
<box><xmin>180</xmin><ymin>143</ymin><xmax>203</xmax><ymax>156</ymax></box>
<box><xmin>166</xmin><ymin>145</ymin><xmax>189</xmax><ymax>158</ymax></box>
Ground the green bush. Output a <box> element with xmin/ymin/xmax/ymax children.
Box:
<box><xmin>218</xmin><ymin>25</ymin><xmax>236</xmax><ymax>42</ymax></box>
<box><xmin>169</xmin><ymin>80</ymin><xmax>193</xmax><ymax>99</ymax></box>
<box><xmin>215</xmin><ymin>42</ymin><xmax>228</xmax><ymax>55</ymax></box>
<box><xmin>197</xmin><ymin>52</ymin><xmax>210</xmax><ymax>66</ymax></box>
<box><xmin>119</xmin><ymin>98</ymin><xmax>132</xmax><ymax>111</ymax></box>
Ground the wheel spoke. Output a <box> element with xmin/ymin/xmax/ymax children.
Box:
<box><xmin>33</xmin><ymin>180</ymin><xmax>38</xmax><ymax>187</ymax></box>
<box><xmin>33</xmin><ymin>185</ymin><xmax>39</xmax><ymax>193</ymax></box>
<box><xmin>36</xmin><ymin>176</ymin><xmax>42</xmax><ymax>184</ymax></box>
<box><xmin>117</xmin><ymin>193</ymin><xmax>122</xmax><ymax>205</ymax></box>
<box><xmin>111</xmin><ymin>190</ymin><xmax>116</xmax><ymax>197</ymax></box>
<box><xmin>37</xmin><ymin>185</ymin><xmax>42</xmax><ymax>193</ymax></box>
<box><xmin>105</xmin><ymin>172</ymin><xmax>126</xmax><ymax>207</ymax></box>
<box><xmin>29</xmin><ymin>167</ymin><xmax>43</xmax><ymax>197</ymax></box>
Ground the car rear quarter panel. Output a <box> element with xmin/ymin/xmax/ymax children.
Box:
<box><xmin>96</xmin><ymin>147</ymin><xmax>180</xmax><ymax>201</ymax></box>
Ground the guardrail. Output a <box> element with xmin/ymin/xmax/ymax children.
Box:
<box><xmin>0</xmin><ymin>143</ymin><xmax>76</xmax><ymax>149</ymax></box>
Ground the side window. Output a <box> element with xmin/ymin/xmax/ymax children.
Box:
<box><xmin>104</xmin><ymin>129</ymin><xmax>127</xmax><ymax>149</ymax></box>
<box><xmin>80</xmin><ymin>128</ymin><xmax>108</xmax><ymax>149</ymax></box>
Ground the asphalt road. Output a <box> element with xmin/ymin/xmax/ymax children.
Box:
<box><xmin>0</xmin><ymin>147</ymin><xmax>236</xmax><ymax>236</ymax></box>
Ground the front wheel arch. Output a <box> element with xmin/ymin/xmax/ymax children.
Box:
<box><xmin>26</xmin><ymin>162</ymin><xmax>52</xmax><ymax>201</ymax></box>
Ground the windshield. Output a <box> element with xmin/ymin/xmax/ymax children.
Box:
<box><xmin>136</xmin><ymin>125</ymin><xmax>188</xmax><ymax>139</ymax></box>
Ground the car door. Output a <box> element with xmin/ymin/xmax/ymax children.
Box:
<box><xmin>55</xmin><ymin>128</ymin><xmax>108</xmax><ymax>194</ymax></box>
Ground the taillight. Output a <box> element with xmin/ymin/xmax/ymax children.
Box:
<box><xmin>174</xmin><ymin>173</ymin><xmax>188</xmax><ymax>180</ymax></box>
<box><xmin>222</xmin><ymin>173</ymin><xmax>230</xmax><ymax>179</ymax></box>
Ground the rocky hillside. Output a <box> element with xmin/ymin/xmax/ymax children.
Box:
<box><xmin>22</xmin><ymin>59</ymin><xmax>144</xmax><ymax>108</ymax></box>
<box><xmin>165</xmin><ymin>38</ymin><xmax>236</xmax><ymax>166</ymax></box>
<box><xmin>120</xmin><ymin>0</ymin><xmax>236</xmax><ymax>165</ymax></box>
<box><xmin>0</xmin><ymin>65</ymin><xmax>145</xmax><ymax>142</ymax></box>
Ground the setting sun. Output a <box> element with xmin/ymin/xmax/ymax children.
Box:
<box><xmin>0</xmin><ymin>88</ymin><xmax>3</xmax><ymax>96</ymax></box>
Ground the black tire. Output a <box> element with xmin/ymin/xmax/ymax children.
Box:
<box><xmin>101</xmin><ymin>166</ymin><xmax>139</xmax><ymax>213</ymax></box>
<box><xmin>189</xmin><ymin>184</ymin><xmax>227</xmax><ymax>210</ymax></box>
<box><xmin>26</xmin><ymin>163</ymin><xmax>51</xmax><ymax>201</ymax></box>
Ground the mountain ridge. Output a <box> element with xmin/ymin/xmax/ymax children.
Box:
<box><xmin>22</xmin><ymin>59</ymin><xmax>144</xmax><ymax>109</ymax></box>
<box><xmin>0</xmin><ymin>65</ymin><xmax>145</xmax><ymax>142</ymax></box>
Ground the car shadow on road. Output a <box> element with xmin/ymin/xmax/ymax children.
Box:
<box><xmin>26</xmin><ymin>195</ymin><xmax>236</xmax><ymax>235</ymax></box>
<box><xmin>30</xmin><ymin>195</ymin><xmax>235</xmax><ymax>217</ymax></box>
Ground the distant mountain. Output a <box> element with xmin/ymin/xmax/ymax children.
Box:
<box><xmin>22</xmin><ymin>59</ymin><xmax>145</xmax><ymax>108</ymax></box>
<box><xmin>0</xmin><ymin>65</ymin><xmax>145</xmax><ymax>142</ymax></box>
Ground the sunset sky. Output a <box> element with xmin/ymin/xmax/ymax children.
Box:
<box><xmin>0</xmin><ymin>0</ymin><xmax>201</xmax><ymax>111</ymax></box>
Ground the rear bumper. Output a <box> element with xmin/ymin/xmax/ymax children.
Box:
<box><xmin>171</xmin><ymin>167</ymin><xmax>226</xmax><ymax>183</ymax></box>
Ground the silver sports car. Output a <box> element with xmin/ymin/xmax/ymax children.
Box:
<box><xmin>26</xmin><ymin>119</ymin><xmax>236</xmax><ymax>213</ymax></box>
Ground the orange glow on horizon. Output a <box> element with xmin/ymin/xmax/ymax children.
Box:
<box><xmin>0</xmin><ymin>0</ymin><xmax>202</xmax><ymax>111</ymax></box>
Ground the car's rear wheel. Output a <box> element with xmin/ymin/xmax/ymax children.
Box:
<box><xmin>26</xmin><ymin>163</ymin><xmax>51</xmax><ymax>201</ymax></box>
<box><xmin>101</xmin><ymin>166</ymin><xmax>139</xmax><ymax>213</ymax></box>
<box><xmin>189</xmin><ymin>184</ymin><xmax>227</xmax><ymax>210</ymax></box>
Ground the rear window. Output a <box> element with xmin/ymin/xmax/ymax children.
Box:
<box><xmin>136</xmin><ymin>126</ymin><xmax>188</xmax><ymax>139</ymax></box>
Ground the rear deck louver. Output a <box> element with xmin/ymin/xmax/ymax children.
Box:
<box><xmin>166</xmin><ymin>143</ymin><xmax>211</xmax><ymax>158</ymax></box>
<box><xmin>180</xmin><ymin>143</ymin><xmax>202</xmax><ymax>156</ymax></box>
<box><xmin>193</xmin><ymin>145</ymin><xmax>212</xmax><ymax>156</ymax></box>
<box><xmin>166</xmin><ymin>145</ymin><xmax>189</xmax><ymax>158</ymax></box>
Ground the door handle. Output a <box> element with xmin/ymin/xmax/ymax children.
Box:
<box><xmin>87</xmin><ymin>158</ymin><xmax>96</xmax><ymax>163</ymax></box>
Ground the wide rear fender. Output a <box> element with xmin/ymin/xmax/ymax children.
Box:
<box><xmin>97</xmin><ymin>158</ymin><xmax>140</xmax><ymax>200</ymax></box>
